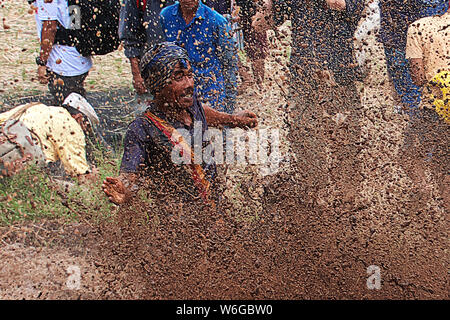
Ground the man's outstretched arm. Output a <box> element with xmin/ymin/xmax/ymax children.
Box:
<box><xmin>203</xmin><ymin>105</ymin><xmax>258</xmax><ymax>128</ymax></box>
<box><xmin>119</xmin><ymin>0</ymin><xmax>148</xmax><ymax>94</ymax></box>
<box><xmin>102</xmin><ymin>172</ymin><xmax>138</xmax><ymax>205</ymax></box>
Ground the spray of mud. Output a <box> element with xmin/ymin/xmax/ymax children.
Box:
<box><xmin>92</xmin><ymin>15</ymin><xmax>448</xmax><ymax>298</ymax></box>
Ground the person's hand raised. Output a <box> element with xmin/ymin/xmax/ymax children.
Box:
<box><xmin>234</xmin><ymin>110</ymin><xmax>258</xmax><ymax>129</ymax></box>
<box><xmin>102</xmin><ymin>177</ymin><xmax>128</xmax><ymax>204</ymax></box>
<box><xmin>37</xmin><ymin>66</ymin><xmax>49</xmax><ymax>84</ymax></box>
<box><xmin>132</xmin><ymin>73</ymin><xmax>148</xmax><ymax>95</ymax></box>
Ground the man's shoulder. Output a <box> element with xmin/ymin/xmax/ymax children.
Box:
<box><xmin>202</xmin><ymin>5</ymin><xmax>227</xmax><ymax>25</ymax></box>
<box><xmin>409</xmin><ymin>15</ymin><xmax>437</xmax><ymax>33</ymax></box>
<box><xmin>126</xmin><ymin>114</ymin><xmax>160</xmax><ymax>142</ymax></box>
<box><xmin>25</xmin><ymin>104</ymin><xmax>66</xmax><ymax>118</ymax></box>
<box><xmin>160</xmin><ymin>3</ymin><xmax>178</xmax><ymax>18</ymax></box>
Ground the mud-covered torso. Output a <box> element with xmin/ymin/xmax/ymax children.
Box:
<box><xmin>120</xmin><ymin>96</ymin><xmax>218</xmax><ymax>204</ymax></box>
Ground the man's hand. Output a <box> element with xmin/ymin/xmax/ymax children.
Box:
<box><xmin>326</xmin><ymin>0</ymin><xmax>346</xmax><ymax>11</ymax></box>
<box><xmin>233</xmin><ymin>110</ymin><xmax>258</xmax><ymax>129</ymax></box>
<box><xmin>252</xmin><ymin>10</ymin><xmax>269</xmax><ymax>34</ymax></box>
<box><xmin>38</xmin><ymin>65</ymin><xmax>49</xmax><ymax>84</ymax></box>
<box><xmin>204</xmin><ymin>105</ymin><xmax>258</xmax><ymax>128</ymax></box>
<box><xmin>102</xmin><ymin>177</ymin><xmax>128</xmax><ymax>204</ymax></box>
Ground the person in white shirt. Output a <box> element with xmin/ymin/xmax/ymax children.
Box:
<box><xmin>34</xmin><ymin>0</ymin><xmax>93</xmax><ymax>105</ymax></box>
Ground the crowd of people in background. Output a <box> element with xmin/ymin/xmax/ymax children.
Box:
<box><xmin>1</xmin><ymin>0</ymin><xmax>447</xmax><ymax>209</ymax></box>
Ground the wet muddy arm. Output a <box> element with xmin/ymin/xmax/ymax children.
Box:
<box><xmin>38</xmin><ymin>20</ymin><xmax>57</xmax><ymax>83</ymax></box>
<box><xmin>203</xmin><ymin>105</ymin><xmax>258</xmax><ymax>128</ymax></box>
<box><xmin>39</xmin><ymin>20</ymin><xmax>57</xmax><ymax>63</ymax></box>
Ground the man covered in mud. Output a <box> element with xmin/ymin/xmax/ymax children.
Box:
<box><xmin>0</xmin><ymin>93</ymin><xmax>99</xmax><ymax>183</ymax></box>
<box><xmin>102</xmin><ymin>42</ymin><xmax>257</xmax><ymax>207</ymax></box>
<box><xmin>34</xmin><ymin>0</ymin><xmax>93</xmax><ymax>105</ymax></box>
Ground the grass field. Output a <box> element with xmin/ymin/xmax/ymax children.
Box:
<box><xmin>0</xmin><ymin>0</ymin><xmax>132</xmax><ymax>102</ymax></box>
<box><xmin>0</xmin><ymin>0</ymin><xmax>135</xmax><ymax>225</ymax></box>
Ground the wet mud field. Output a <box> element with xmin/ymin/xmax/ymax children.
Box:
<box><xmin>0</xmin><ymin>18</ymin><xmax>448</xmax><ymax>299</ymax></box>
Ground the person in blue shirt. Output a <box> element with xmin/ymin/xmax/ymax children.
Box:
<box><xmin>160</xmin><ymin>0</ymin><xmax>239</xmax><ymax>113</ymax></box>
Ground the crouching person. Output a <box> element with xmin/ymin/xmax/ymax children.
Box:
<box><xmin>0</xmin><ymin>93</ymin><xmax>99</xmax><ymax>183</ymax></box>
<box><xmin>102</xmin><ymin>42</ymin><xmax>257</xmax><ymax>209</ymax></box>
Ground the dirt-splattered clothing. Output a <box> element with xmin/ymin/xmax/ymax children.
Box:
<box><xmin>119</xmin><ymin>0</ymin><xmax>175</xmax><ymax>59</ymax></box>
<box><xmin>160</xmin><ymin>1</ymin><xmax>238</xmax><ymax>112</ymax></box>
<box><xmin>406</xmin><ymin>11</ymin><xmax>450</xmax><ymax>82</ymax></box>
<box><xmin>0</xmin><ymin>104</ymin><xmax>89</xmax><ymax>176</ymax></box>
<box><xmin>120</xmin><ymin>96</ymin><xmax>217</xmax><ymax>203</ymax></box>
<box><xmin>285</xmin><ymin>0</ymin><xmax>365</xmax><ymax>85</ymax></box>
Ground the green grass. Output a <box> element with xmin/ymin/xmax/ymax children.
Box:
<box><xmin>0</xmin><ymin>142</ymin><xmax>122</xmax><ymax>226</ymax></box>
<box><xmin>0</xmin><ymin>165</ymin><xmax>74</xmax><ymax>225</ymax></box>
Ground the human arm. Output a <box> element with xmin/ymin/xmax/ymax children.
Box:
<box><xmin>251</xmin><ymin>0</ymin><xmax>273</xmax><ymax>32</ymax></box>
<box><xmin>409</xmin><ymin>59</ymin><xmax>426</xmax><ymax>88</ymax></box>
<box><xmin>102</xmin><ymin>172</ymin><xmax>138</xmax><ymax>204</ymax></box>
<box><xmin>406</xmin><ymin>22</ymin><xmax>426</xmax><ymax>87</ymax></box>
<box><xmin>130</xmin><ymin>56</ymin><xmax>148</xmax><ymax>94</ymax></box>
<box><xmin>119</xmin><ymin>0</ymin><xmax>148</xmax><ymax>94</ymax></box>
<box><xmin>203</xmin><ymin>105</ymin><xmax>258</xmax><ymax>128</ymax></box>
<box><xmin>326</xmin><ymin>0</ymin><xmax>346</xmax><ymax>11</ymax></box>
<box><xmin>102</xmin><ymin>118</ymin><xmax>152</xmax><ymax>204</ymax></box>
<box><xmin>37</xmin><ymin>20</ymin><xmax>57</xmax><ymax>84</ymax></box>
<box><xmin>326</xmin><ymin>0</ymin><xmax>364</xmax><ymax>16</ymax></box>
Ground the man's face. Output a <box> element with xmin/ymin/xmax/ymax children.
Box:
<box><xmin>178</xmin><ymin>0</ymin><xmax>199</xmax><ymax>12</ymax></box>
<box><xmin>160</xmin><ymin>62</ymin><xmax>195</xmax><ymax>111</ymax></box>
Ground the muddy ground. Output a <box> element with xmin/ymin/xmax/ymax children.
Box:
<box><xmin>0</xmin><ymin>11</ymin><xmax>448</xmax><ymax>299</ymax></box>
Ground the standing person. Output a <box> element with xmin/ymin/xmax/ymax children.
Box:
<box><xmin>236</xmin><ymin>0</ymin><xmax>271</xmax><ymax>86</ymax></box>
<box><xmin>160</xmin><ymin>0</ymin><xmax>239</xmax><ymax>113</ymax></box>
<box><xmin>272</xmin><ymin>0</ymin><xmax>366</xmax><ymax>209</ymax></box>
<box><xmin>34</xmin><ymin>0</ymin><xmax>93</xmax><ymax>105</ymax></box>
<box><xmin>403</xmin><ymin>5</ymin><xmax>449</xmax><ymax>211</ymax></box>
<box><xmin>119</xmin><ymin>0</ymin><xmax>175</xmax><ymax>96</ymax></box>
